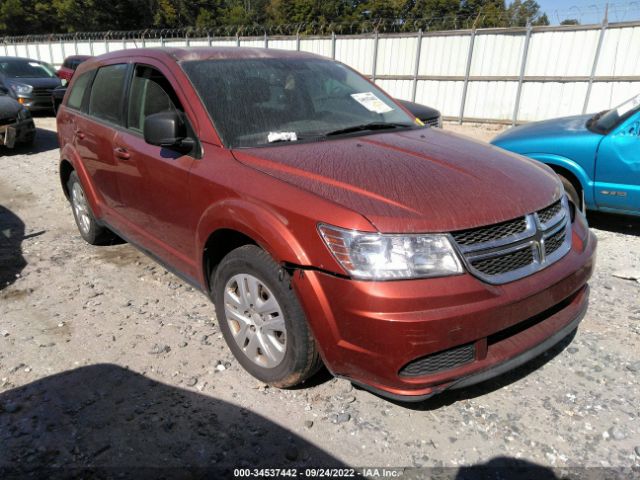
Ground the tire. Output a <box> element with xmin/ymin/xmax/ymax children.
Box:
<box><xmin>212</xmin><ymin>245</ymin><xmax>322</xmax><ymax>388</ymax></box>
<box><xmin>559</xmin><ymin>175</ymin><xmax>583</xmax><ymax>212</ymax></box>
<box><xmin>67</xmin><ymin>171</ymin><xmax>114</xmax><ymax>245</ymax></box>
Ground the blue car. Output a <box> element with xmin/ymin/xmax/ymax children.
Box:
<box><xmin>492</xmin><ymin>94</ymin><xmax>640</xmax><ymax>217</ymax></box>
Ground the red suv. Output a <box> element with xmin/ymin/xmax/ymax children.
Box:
<box><xmin>56</xmin><ymin>55</ymin><xmax>91</xmax><ymax>82</ymax></box>
<box><xmin>57</xmin><ymin>48</ymin><xmax>596</xmax><ymax>401</ymax></box>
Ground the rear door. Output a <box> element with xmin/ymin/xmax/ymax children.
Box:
<box><xmin>594</xmin><ymin>111</ymin><xmax>640</xmax><ymax>214</ymax></box>
<box><xmin>73</xmin><ymin>63</ymin><xmax>129</xmax><ymax>218</ymax></box>
<box><xmin>113</xmin><ymin>62</ymin><xmax>199</xmax><ymax>278</ymax></box>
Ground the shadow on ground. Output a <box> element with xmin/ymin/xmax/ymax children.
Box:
<box><xmin>0</xmin><ymin>364</ymin><xmax>343</xmax><ymax>479</ymax></box>
<box><xmin>0</xmin><ymin>205</ymin><xmax>27</xmax><ymax>290</ymax></box>
<box><xmin>588</xmin><ymin>211</ymin><xmax>639</xmax><ymax>236</ymax></box>
<box><xmin>0</xmin><ymin>128</ymin><xmax>59</xmax><ymax>156</ymax></box>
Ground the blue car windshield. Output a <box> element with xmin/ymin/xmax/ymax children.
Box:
<box><xmin>595</xmin><ymin>94</ymin><xmax>640</xmax><ymax>132</ymax></box>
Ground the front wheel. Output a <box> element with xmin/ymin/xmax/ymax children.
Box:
<box><xmin>559</xmin><ymin>175</ymin><xmax>583</xmax><ymax>212</ymax></box>
<box><xmin>212</xmin><ymin>245</ymin><xmax>322</xmax><ymax>387</ymax></box>
<box><xmin>67</xmin><ymin>171</ymin><xmax>114</xmax><ymax>245</ymax></box>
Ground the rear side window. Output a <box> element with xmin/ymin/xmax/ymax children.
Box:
<box><xmin>88</xmin><ymin>64</ymin><xmax>128</xmax><ymax>125</ymax></box>
<box><xmin>127</xmin><ymin>65</ymin><xmax>182</xmax><ymax>133</ymax></box>
<box><xmin>66</xmin><ymin>71</ymin><xmax>93</xmax><ymax>110</ymax></box>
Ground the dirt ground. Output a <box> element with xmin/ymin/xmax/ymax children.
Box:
<box><xmin>1</xmin><ymin>117</ymin><xmax>639</xmax><ymax>478</ymax></box>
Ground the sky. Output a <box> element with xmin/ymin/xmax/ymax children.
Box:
<box><xmin>534</xmin><ymin>0</ymin><xmax>640</xmax><ymax>25</ymax></box>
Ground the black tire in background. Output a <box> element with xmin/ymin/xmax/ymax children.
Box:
<box><xmin>559</xmin><ymin>175</ymin><xmax>583</xmax><ymax>212</ymax></box>
<box><xmin>212</xmin><ymin>245</ymin><xmax>322</xmax><ymax>388</ymax></box>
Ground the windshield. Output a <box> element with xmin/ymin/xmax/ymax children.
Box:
<box><xmin>0</xmin><ymin>59</ymin><xmax>57</xmax><ymax>79</ymax></box>
<box><xmin>181</xmin><ymin>58</ymin><xmax>417</xmax><ymax>148</ymax></box>
<box><xmin>594</xmin><ymin>93</ymin><xmax>640</xmax><ymax>132</ymax></box>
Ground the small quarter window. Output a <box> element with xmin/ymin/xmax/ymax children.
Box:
<box><xmin>66</xmin><ymin>70</ymin><xmax>93</xmax><ymax>110</ymax></box>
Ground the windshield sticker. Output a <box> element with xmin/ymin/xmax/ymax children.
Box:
<box><xmin>268</xmin><ymin>132</ymin><xmax>298</xmax><ymax>143</ymax></box>
<box><xmin>351</xmin><ymin>92</ymin><xmax>394</xmax><ymax>114</ymax></box>
<box><xmin>617</xmin><ymin>94</ymin><xmax>640</xmax><ymax>117</ymax></box>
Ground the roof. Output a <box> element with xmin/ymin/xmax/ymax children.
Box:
<box><xmin>93</xmin><ymin>47</ymin><xmax>321</xmax><ymax>64</ymax></box>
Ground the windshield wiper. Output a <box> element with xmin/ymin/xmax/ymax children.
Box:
<box><xmin>324</xmin><ymin>122</ymin><xmax>414</xmax><ymax>137</ymax></box>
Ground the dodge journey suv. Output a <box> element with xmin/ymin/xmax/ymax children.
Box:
<box><xmin>57</xmin><ymin>48</ymin><xmax>596</xmax><ymax>401</ymax></box>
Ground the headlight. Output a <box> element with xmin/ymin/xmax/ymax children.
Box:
<box><xmin>10</xmin><ymin>83</ymin><xmax>33</xmax><ymax>95</ymax></box>
<box><xmin>318</xmin><ymin>224</ymin><xmax>463</xmax><ymax>280</ymax></box>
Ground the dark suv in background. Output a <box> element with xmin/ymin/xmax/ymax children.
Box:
<box><xmin>0</xmin><ymin>57</ymin><xmax>61</xmax><ymax>112</ymax></box>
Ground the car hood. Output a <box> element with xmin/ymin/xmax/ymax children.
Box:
<box><xmin>0</xmin><ymin>96</ymin><xmax>22</xmax><ymax>118</ymax></box>
<box><xmin>6</xmin><ymin>76</ymin><xmax>61</xmax><ymax>89</ymax></box>
<box><xmin>492</xmin><ymin>114</ymin><xmax>599</xmax><ymax>148</ymax></box>
<box><xmin>232</xmin><ymin>128</ymin><xmax>562</xmax><ymax>233</ymax></box>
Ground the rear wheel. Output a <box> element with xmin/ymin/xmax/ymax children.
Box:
<box><xmin>67</xmin><ymin>171</ymin><xmax>114</xmax><ymax>245</ymax></box>
<box><xmin>212</xmin><ymin>245</ymin><xmax>322</xmax><ymax>387</ymax></box>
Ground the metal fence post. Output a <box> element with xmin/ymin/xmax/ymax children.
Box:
<box><xmin>186</xmin><ymin>32</ymin><xmax>190</xmax><ymax>47</ymax></box>
<box><xmin>236</xmin><ymin>34</ymin><xmax>240</xmax><ymax>47</ymax></box>
<box><xmin>35</xmin><ymin>42</ymin><xmax>42</xmax><ymax>62</ymax></box>
<box><xmin>458</xmin><ymin>29</ymin><xmax>476</xmax><ymax>124</ymax></box>
<box><xmin>208</xmin><ymin>33</ymin><xmax>212</xmax><ymax>47</ymax></box>
<box><xmin>61</xmin><ymin>40</ymin><xmax>65</xmax><ymax>59</ymax></box>
<box><xmin>331</xmin><ymin>31</ymin><xmax>336</xmax><ymax>59</ymax></box>
<box><xmin>48</xmin><ymin>38</ymin><xmax>53</xmax><ymax>64</ymax></box>
<box><xmin>296</xmin><ymin>32</ymin><xmax>300</xmax><ymax>51</ymax></box>
<box><xmin>264</xmin><ymin>32</ymin><xmax>268</xmax><ymax>48</ymax></box>
<box><xmin>74</xmin><ymin>34</ymin><xmax>78</xmax><ymax>55</ymax></box>
<box><xmin>583</xmin><ymin>17</ymin><xmax>608</xmax><ymax>114</ymax></box>
<box><xmin>371</xmin><ymin>31</ymin><xmax>379</xmax><ymax>81</ymax></box>
<box><xmin>512</xmin><ymin>24</ymin><xmax>533</xmax><ymax>126</ymax></box>
<box><xmin>89</xmin><ymin>37</ymin><xmax>94</xmax><ymax>55</ymax></box>
<box><xmin>411</xmin><ymin>30</ymin><xmax>423</xmax><ymax>102</ymax></box>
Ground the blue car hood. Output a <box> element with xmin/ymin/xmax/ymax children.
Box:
<box><xmin>492</xmin><ymin>114</ymin><xmax>603</xmax><ymax>154</ymax></box>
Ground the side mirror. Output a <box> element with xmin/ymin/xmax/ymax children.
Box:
<box><xmin>61</xmin><ymin>79</ymin><xmax>68</xmax><ymax>87</ymax></box>
<box><xmin>143</xmin><ymin>111</ymin><xmax>194</xmax><ymax>152</ymax></box>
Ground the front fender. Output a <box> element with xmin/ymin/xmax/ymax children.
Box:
<box><xmin>59</xmin><ymin>144</ymin><xmax>104</xmax><ymax>219</ymax></box>
<box><xmin>195</xmin><ymin>198</ymin><xmax>315</xmax><ymax>286</ymax></box>
<box><xmin>525</xmin><ymin>153</ymin><xmax>595</xmax><ymax>206</ymax></box>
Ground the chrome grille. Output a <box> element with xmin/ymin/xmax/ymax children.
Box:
<box><xmin>451</xmin><ymin>197</ymin><xmax>572</xmax><ymax>285</ymax></box>
<box><xmin>544</xmin><ymin>228</ymin><xmax>566</xmax><ymax>256</ymax></box>
<box><xmin>424</xmin><ymin>116</ymin><xmax>442</xmax><ymax>128</ymax></box>
<box><xmin>32</xmin><ymin>87</ymin><xmax>53</xmax><ymax>99</ymax></box>
<box><xmin>452</xmin><ymin>217</ymin><xmax>527</xmax><ymax>246</ymax></box>
<box><xmin>471</xmin><ymin>247</ymin><xmax>534</xmax><ymax>276</ymax></box>
<box><xmin>537</xmin><ymin>199</ymin><xmax>563</xmax><ymax>224</ymax></box>
<box><xmin>399</xmin><ymin>343</ymin><xmax>475</xmax><ymax>377</ymax></box>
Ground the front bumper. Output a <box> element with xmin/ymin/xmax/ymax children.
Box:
<box><xmin>292</xmin><ymin>213</ymin><xmax>596</xmax><ymax>401</ymax></box>
<box><xmin>16</xmin><ymin>95</ymin><xmax>53</xmax><ymax>112</ymax></box>
<box><xmin>1</xmin><ymin>119</ymin><xmax>36</xmax><ymax>148</ymax></box>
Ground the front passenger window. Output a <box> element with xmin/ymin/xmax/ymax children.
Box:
<box><xmin>127</xmin><ymin>65</ymin><xmax>182</xmax><ymax>134</ymax></box>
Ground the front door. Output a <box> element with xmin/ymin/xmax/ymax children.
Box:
<box><xmin>595</xmin><ymin>111</ymin><xmax>640</xmax><ymax>214</ymax></box>
<box><xmin>114</xmin><ymin>63</ymin><xmax>198</xmax><ymax>279</ymax></box>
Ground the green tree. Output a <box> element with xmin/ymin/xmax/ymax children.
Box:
<box><xmin>507</xmin><ymin>0</ymin><xmax>549</xmax><ymax>26</ymax></box>
<box><xmin>560</xmin><ymin>18</ymin><xmax>579</xmax><ymax>25</ymax></box>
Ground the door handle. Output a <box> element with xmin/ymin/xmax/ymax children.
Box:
<box><xmin>114</xmin><ymin>147</ymin><xmax>131</xmax><ymax>160</ymax></box>
<box><xmin>74</xmin><ymin>129</ymin><xmax>85</xmax><ymax>140</ymax></box>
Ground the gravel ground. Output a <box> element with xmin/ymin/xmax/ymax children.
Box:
<box><xmin>1</xmin><ymin>117</ymin><xmax>639</xmax><ymax>478</ymax></box>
